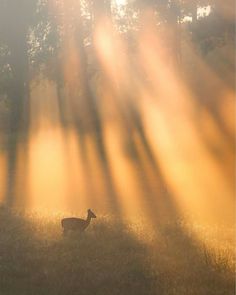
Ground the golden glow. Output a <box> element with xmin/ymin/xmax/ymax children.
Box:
<box><xmin>28</xmin><ymin>127</ymin><xmax>68</xmax><ymax>212</ymax></box>
<box><xmin>0</xmin><ymin>1</ymin><xmax>234</xmax><ymax>253</ymax></box>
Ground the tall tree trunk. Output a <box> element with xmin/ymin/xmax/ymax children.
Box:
<box><xmin>5</xmin><ymin>39</ymin><xmax>29</xmax><ymax>207</ymax></box>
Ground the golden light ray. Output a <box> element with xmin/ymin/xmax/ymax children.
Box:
<box><xmin>135</xmin><ymin>20</ymin><xmax>235</xmax><ymax>228</ymax></box>
<box><xmin>0</xmin><ymin>150</ymin><xmax>7</xmax><ymax>203</ymax></box>
<box><xmin>28</xmin><ymin>127</ymin><xmax>68</xmax><ymax>212</ymax></box>
<box><xmin>1</xmin><ymin>1</ymin><xmax>233</xmax><ymax>247</ymax></box>
<box><xmin>61</xmin><ymin>129</ymin><xmax>92</xmax><ymax>212</ymax></box>
<box><xmin>94</xmin><ymin>18</ymin><xmax>128</xmax><ymax>90</ymax></box>
<box><xmin>104</xmin><ymin>122</ymin><xmax>146</xmax><ymax>219</ymax></box>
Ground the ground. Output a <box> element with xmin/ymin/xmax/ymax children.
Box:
<box><xmin>0</xmin><ymin>207</ymin><xmax>234</xmax><ymax>295</ymax></box>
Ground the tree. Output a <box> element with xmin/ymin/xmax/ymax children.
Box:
<box><xmin>0</xmin><ymin>0</ymin><xmax>38</xmax><ymax>205</ymax></box>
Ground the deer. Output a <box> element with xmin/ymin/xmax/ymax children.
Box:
<box><xmin>61</xmin><ymin>209</ymin><xmax>96</xmax><ymax>235</ymax></box>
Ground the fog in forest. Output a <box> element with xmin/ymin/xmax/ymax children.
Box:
<box><xmin>0</xmin><ymin>1</ymin><xmax>235</xmax><ymax>294</ymax></box>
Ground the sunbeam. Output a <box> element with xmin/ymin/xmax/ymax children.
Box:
<box><xmin>0</xmin><ymin>1</ymin><xmax>234</xmax><ymax>293</ymax></box>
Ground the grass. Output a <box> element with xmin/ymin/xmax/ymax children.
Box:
<box><xmin>0</xmin><ymin>207</ymin><xmax>234</xmax><ymax>295</ymax></box>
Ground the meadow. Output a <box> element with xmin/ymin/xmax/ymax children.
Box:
<box><xmin>0</xmin><ymin>207</ymin><xmax>234</xmax><ymax>295</ymax></box>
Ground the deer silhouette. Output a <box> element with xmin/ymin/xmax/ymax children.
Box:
<box><xmin>61</xmin><ymin>209</ymin><xmax>96</xmax><ymax>235</ymax></box>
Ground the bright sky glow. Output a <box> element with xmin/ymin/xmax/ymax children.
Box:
<box><xmin>114</xmin><ymin>0</ymin><xmax>127</xmax><ymax>6</ymax></box>
<box><xmin>197</xmin><ymin>5</ymin><xmax>211</xmax><ymax>18</ymax></box>
<box><xmin>183</xmin><ymin>5</ymin><xmax>211</xmax><ymax>22</ymax></box>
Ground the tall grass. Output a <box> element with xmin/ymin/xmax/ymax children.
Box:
<box><xmin>0</xmin><ymin>207</ymin><xmax>234</xmax><ymax>295</ymax></box>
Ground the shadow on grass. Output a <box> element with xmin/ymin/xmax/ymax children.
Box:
<box><xmin>151</xmin><ymin>221</ymin><xmax>235</xmax><ymax>295</ymax></box>
<box><xmin>0</xmin><ymin>207</ymin><xmax>154</xmax><ymax>295</ymax></box>
<box><xmin>0</xmin><ymin>207</ymin><xmax>234</xmax><ymax>295</ymax></box>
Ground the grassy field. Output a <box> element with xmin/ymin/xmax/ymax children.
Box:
<box><xmin>0</xmin><ymin>207</ymin><xmax>234</xmax><ymax>295</ymax></box>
